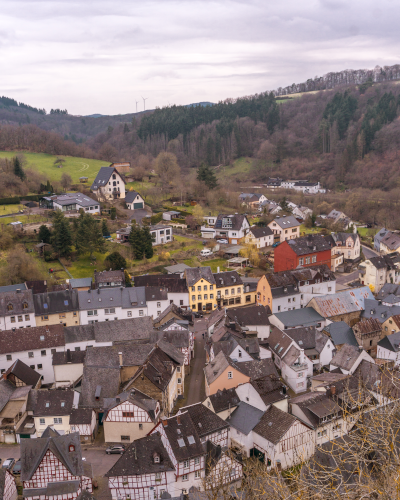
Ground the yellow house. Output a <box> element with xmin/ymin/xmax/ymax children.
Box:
<box><xmin>214</xmin><ymin>271</ymin><xmax>251</xmax><ymax>308</ymax></box>
<box><xmin>185</xmin><ymin>267</ymin><xmax>218</xmax><ymax>313</ymax></box>
<box><xmin>33</xmin><ymin>290</ymin><xmax>80</xmax><ymax>327</ymax></box>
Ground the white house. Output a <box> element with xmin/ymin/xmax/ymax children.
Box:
<box><xmin>213</xmin><ymin>214</ymin><xmax>250</xmax><ymax>244</ymax></box>
<box><xmin>40</xmin><ymin>193</ymin><xmax>100</xmax><ymax>214</ymax></box>
<box><xmin>239</xmin><ymin>193</ymin><xmax>267</xmax><ymax>207</ymax></box>
<box><xmin>91</xmin><ymin>166</ymin><xmax>126</xmax><ymax>201</ymax></box>
<box><xmin>267</xmin><ymin>215</ymin><xmax>300</xmax><ymax>243</ymax></box>
<box><xmin>329</xmin><ymin>344</ymin><xmax>375</xmax><ymax>374</ymax></box>
<box><xmin>150</xmin><ymin>225</ymin><xmax>173</xmax><ymax>245</ymax></box>
<box><xmin>225</xmin><ymin>305</ymin><xmax>271</xmax><ymax>341</ymax></box>
<box><xmin>0</xmin><ymin>289</ymin><xmax>36</xmax><ymax>331</ymax></box>
<box><xmin>331</xmin><ymin>232</ymin><xmax>360</xmax><ymax>261</ymax></box>
<box><xmin>377</xmin><ymin>331</ymin><xmax>400</xmax><ymax>366</ymax></box>
<box><xmin>280</xmin><ymin>180</ymin><xmax>323</xmax><ymax>194</ymax></box>
<box><xmin>244</xmin><ymin>226</ymin><xmax>274</xmax><ymax>249</ymax></box>
<box><xmin>69</xmin><ymin>408</ymin><xmax>97</xmax><ymax>443</ymax></box>
<box><xmin>359</xmin><ymin>254</ymin><xmax>400</xmax><ymax>293</ymax></box>
<box><xmin>125</xmin><ymin>190</ymin><xmax>144</xmax><ymax>210</ymax></box>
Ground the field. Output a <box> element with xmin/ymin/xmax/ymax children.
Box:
<box><xmin>0</xmin><ymin>151</ymin><xmax>106</xmax><ymax>184</ymax></box>
<box><xmin>0</xmin><ymin>204</ymin><xmax>25</xmax><ymax>215</ymax></box>
<box><xmin>216</xmin><ymin>157</ymin><xmax>253</xmax><ymax>181</ymax></box>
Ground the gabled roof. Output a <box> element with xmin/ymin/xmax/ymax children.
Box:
<box><xmin>91</xmin><ymin>166</ymin><xmax>125</xmax><ymax>191</ymax></box>
<box><xmin>323</xmin><ymin>321</ymin><xmax>358</xmax><ymax>347</ymax></box>
<box><xmin>0</xmin><ymin>324</ymin><xmax>65</xmax><ymax>355</ymax></box>
<box><xmin>29</xmin><ymin>389</ymin><xmax>75</xmax><ymax>416</ymax></box>
<box><xmin>69</xmin><ymin>408</ymin><xmax>93</xmax><ymax>425</ymax></box>
<box><xmin>164</xmin><ymin>263</ymin><xmax>192</xmax><ymax>274</ymax></box>
<box><xmin>353</xmin><ymin>318</ymin><xmax>381</xmax><ymax>335</ymax></box>
<box><xmin>368</xmin><ymin>254</ymin><xmax>399</xmax><ymax>270</ymax></box>
<box><xmin>185</xmin><ymin>267</ymin><xmax>216</xmax><ymax>287</ymax></box>
<box><xmin>134</xmin><ymin>274</ymin><xmax>188</xmax><ymax>294</ymax></box>
<box><xmin>330</xmin><ymin>344</ymin><xmax>364</xmax><ymax>371</ymax></box>
<box><xmin>270</xmin><ymin>215</ymin><xmax>299</xmax><ymax>229</ymax></box>
<box><xmin>226</xmin><ymin>305</ymin><xmax>271</xmax><ymax>326</ymax></box>
<box><xmin>376</xmin><ymin>283</ymin><xmax>400</xmax><ymax>301</ymax></box>
<box><xmin>21</xmin><ymin>432</ymin><xmax>84</xmax><ymax>481</ymax></box>
<box><xmin>380</xmin><ymin>231</ymin><xmax>400</xmax><ymax>250</ymax></box>
<box><xmin>248</xmin><ymin>226</ymin><xmax>273</xmax><ymax>238</ymax></box>
<box><xmin>33</xmin><ymin>289</ymin><xmax>79</xmax><ymax>315</ymax></box>
<box><xmin>283</xmin><ymin>234</ymin><xmax>333</xmax><ymax>256</ymax></box>
<box><xmin>290</xmin><ymin>392</ymin><xmax>340</xmax><ymax>428</ymax></box>
<box><xmin>204</xmin><ymin>351</ymin><xmax>237</xmax><ymax>385</ymax></box>
<box><xmin>48</xmin><ymin>193</ymin><xmax>98</xmax><ymax>208</ymax></box>
<box><xmin>253</xmin><ymin>405</ymin><xmax>298</xmax><ymax>444</ymax></box>
<box><xmin>362</xmin><ymin>299</ymin><xmax>400</xmax><ymax>322</ymax></box>
<box><xmin>178</xmin><ymin>403</ymin><xmax>229</xmax><ymax>438</ymax></box>
<box><xmin>273</xmin><ymin>307</ymin><xmax>325</xmax><ymax>328</ymax></box>
<box><xmin>207</xmin><ymin>388</ymin><xmax>240</xmax><ymax>413</ymax></box>
<box><xmin>310</xmin><ymin>287</ymin><xmax>374</xmax><ymax>318</ymax></box>
<box><xmin>105</xmin><ymin>434</ymin><xmax>174</xmax><ymax>477</ymax></box>
<box><xmin>158</xmin><ymin>412</ymin><xmax>205</xmax><ymax>460</ymax></box>
<box><xmin>157</xmin><ymin>330</ymin><xmax>190</xmax><ymax>349</ymax></box>
<box><xmin>235</xmin><ymin>358</ymin><xmax>278</xmax><ymax>380</ymax></box>
<box><xmin>52</xmin><ymin>350</ymin><xmax>86</xmax><ymax>366</ymax></box>
<box><xmin>3</xmin><ymin>359</ymin><xmax>41</xmax><ymax>387</ymax></box>
<box><xmin>228</xmin><ymin>401</ymin><xmax>264</xmax><ymax>435</ymax></box>
<box><xmin>214</xmin><ymin>271</ymin><xmax>243</xmax><ymax>288</ymax></box>
<box><xmin>214</xmin><ymin>213</ymin><xmax>249</xmax><ymax>232</ymax></box>
<box><xmin>103</xmin><ymin>389</ymin><xmax>158</xmax><ymax>422</ymax></box>
<box><xmin>0</xmin><ymin>288</ymin><xmax>34</xmax><ymax>316</ymax></box>
<box><xmin>125</xmin><ymin>191</ymin><xmax>142</xmax><ymax>203</ymax></box>
<box><xmin>377</xmin><ymin>331</ymin><xmax>400</xmax><ymax>353</ymax></box>
<box><xmin>268</xmin><ymin>327</ymin><xmax>293</xmax><ymax>358</ymax></box>
<box><xmin>94</xmin><ymin>269</ymin><xmax>125</xmax><ymax>286</ymax></box>
<box><xmin>283</xmin><ymin>326</ymin><xmax>329</xmax><ymax>353</ymax></box>
<box><xmin>250</xmin><ymin>376</ymin><xmax>287</xmax><ymax>406</ymax></box>
<box><xmin>331</xmin><ymin>232</ymin><xmax>358</xmax><ymax>245</ymax></box>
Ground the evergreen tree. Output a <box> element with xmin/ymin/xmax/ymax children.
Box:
<box><xmin>13</xmin><ymin>157</ymin><xmax>25</xmax><ymax>180</ymax></box>
<box><xmin>38</xmin><ymin>225</ymin><xmax>52</xmax><ymax>244</ymax></box>
<box><xmin>75</xmin><ymin>213</ymin><xmax>105</xmax><ymax>258</ymax></box>
<box><xmin>101</xmin><ymin>219</ymin><xmax>110</xmax><ymax>237</ymax></box>
<box><xmin>142</xmin><ymin>226</ymin><xmax>154</xmax><ymax>259</ymax></box>
<box><xmin>110</xmin><ymin>207</ymin><xmax>116</xmax><ymax>220</ymax></box>
<box><xmin>51</xmin><ymin>210</ymin><xmax>72</xmax><ymax>257</ymax></box>
<box><xmin>104</xmin><ymin>251</ymin><xmax>127</xmax><ymax>270</ymax></box>
<box><xmin>197</xmin><ymin>162</ymin><xmax>218</xmax><ymax>189</ymax></box>
<box><xmin>129</xmin><ymin>224</ymin><xmax>144</xmax><ymax>260</ymax></box>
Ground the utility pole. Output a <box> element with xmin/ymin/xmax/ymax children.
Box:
<box><xmin>142</xmin><ymin>96</ymin><xmax>148</xmax><ymax>111</ymax></box>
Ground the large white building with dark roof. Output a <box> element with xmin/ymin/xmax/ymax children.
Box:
<box><xmin>91</xmin><ymin>166</ymin><xmax>126</xmax><ymax>201</ymax></box>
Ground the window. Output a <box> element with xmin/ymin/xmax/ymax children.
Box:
<box><xmin>7</xmin><ymin>304</ymin><xmax>13</xmax><ymax>311</ymax></box>
<box><xmin>42</xmin><ymin>315</ymin><xmax>49</xmax><ymax>321</ymax></box>
<box><xmin>178</xmin><ymin>378</ymin><xmax>182</xmax><ymax>384</ymax></box>
<box><xmin>195</xmin><ymin>471</ymin><xmax>201</xmax><ymax>479</ymax></box>
<box><xmin>228</xmin><ymin>371</ymin><xmax>233</xmax><ymax>379</ymax></box>
<box><xmin>155</xmin><ymin>472</ymin><xmax>161</xmax><ymax>481</ymax></box>
<box><xmin>87</xmin><ymin>310</ymin><xmax>98</xmax><ymax>316</ymax></box>
<box><xmin>299</xmin><ymin>258</ymin><xmax>304</xmax><ymax>265</ymax></box>
<box><xmin>127</xmin><ymin>311</ymin><xmax>132</xmax><ymax>317</ymax></box>
<box><xmin>139</xmin><ymin>424</ymin><xmax>143</xmax><ymax>430</ymax></box>
<box><xmin>10</xmin><ymin>316</ymin><xmax>15</xmax><ymax>323</ymax></box>
<box><xmin>37</xmin><ymin>364</ymin><xmax>43</xmax><ymax>370</ymax></box>
<box><xmin>41</xmin><ymin>350</ymin><xmax>46</xmax><ymax>356</ymax></box>
<box><xmin>204</xmin><ymin>285</ymin><xmax>207</xmax><ymax>291</ymax></box>
<box><xmin>231</xmin><ymin>288</ymin><xmax>235</xmax><ymax>294</ymax></box>
<box><xmin>225</xmin><ymin>289</ymin><xmax>229</xmax><ymax>296</ymax></box>
<box><xmin>277</xmin><ymin>305</ymin><xmax>281</xmax><ymax>311</ymax></box>
<box><xmin>293</xmin><ymin>297</ymin><xmax>295</xmax><ymax>302</ymax></box>
<box><xmin>59</xmin><ymin>314</ymin><xmax>66</xmax><ymax>319</ymax></box>
<box><xmin>210</xmin><ymin>294</ymin><xmax>214</xmax><ymax>299</ymax></box>
<box><xmin>121</xmin><ymin>435</ymin><xmax>130</xmax><ymax>441</ymax></box>
<box><xmin>195</xmin><ymin>457</ymin><xmax>200</xmax><ymax>465</ymax></box>
<box><xmin>237</xmin><ymin>287</ymin><xmax>241</xmax><ymax>294</ymax></box>
<box><xmin>210</xmin><ymin>285</ymin><xmax>213</xmax><ymax>290</ymax></box>
<box><xmin>197</xmin><ymin>286</ymin><xmax>201</xmax><ymax>291</ymax></box>
<box><xmin>177</xmin><ymin>366</ymin><xmax>181</xmax><ymax>372</ymax></box>
<box><xmin>139</xmin><ymin>310</ymin><xmax>144</xmax><ymax>316</ymax></box>
<box><xmin>305</xmin><ymin>257</ymin><xmax>310</xmax><ymax>264</ymax></box>
<box><xmin>104</xmin><ymin>308</ymin><xmax>115</xmax><ymax>314</ymax></box>
<box><xmin>182</xmin><ymin>474</ymin><xmax>188</xmax><ymax>481</ymax></box>
<box><xmin>288</xmin><ymin>298</ymin><xmax>291</xmax><ymax>303</ymax></box>
<box><xmin>312</xmin><ymin>255</ymin><xmax>317</xmax><ymax>263</ymax></box>
<box><xmin>69</xmin><ymin>444</ymin><xmax>75</xmax><ymax>452</ymax></box>
<box><xmin>39</xmin><ymin>418</ymin><xmax>45</xmax><ymax>425</ymax></box>
<box><xmin>0</xmin><ymin>370</ymin><xmax>4</xmax><ymax>374</ymax></box>
<box><xmin>28</xmin><ymin>352</ymin><xmax>34</xmax><ymax>358</ymax></box>
<box><xmin>198</xmin><ymin>295</ymin><xmax>202</xmax><ymax>300</ymax></box>
<box><xmin>298</xmin><ymin>372</ymin><xmax>303</xmax><ymax>378</ymax></box>
<box><xmin>192</xmin><ymin>286</ymin><xmax>195</xmax><ymax>292</ymax></box>
<box><xmin>6</xmin><ymin>354</ymin><xmax>11</xmax><ymax>361</ymax></box>
<box><xmin>192</xmin><ymin>295</ymin><xmax>195</xmax><ymax>301</ymax></box>
<box><xmin>54</xmin><ymin>418</ymin><xmax>62</xmax><ymax>424</ymax></box>
<box><xmin>51</xmin><ymin>349</ymin><xmax>56</xmax><ymax>355</ymax></box>
<box><xmin>183</xmin><ymin>460</ymin><xmax>189</xmax><ymax>468</ymax></box>
<box><xmin>204</xmin><ymin>294</ymin><xmax>208</xmax><ymax>300</ymax></box>
<box><xmin>30</xmin><ymin>365</ymin><xmax>35</xmax><ymax>370</ymax></box>
<box><xmin>157</xmin><ymin>302</ymin><xmax>161</xmax><ymax>308</ymax></box>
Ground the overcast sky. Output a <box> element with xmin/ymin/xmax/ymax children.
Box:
<box><xmin>0</xmin><ymin>0</ymin><xmax>399</xmax><ymax>115</ymax></box>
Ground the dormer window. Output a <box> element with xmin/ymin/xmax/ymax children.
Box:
<box><xmin>7</xmin><ymin>304</ymin><xmax>13</xmax><ymax>311</ymax></box>
<box><xmin>153</xmin><ymin>452</ymin><xmax>160</xmax><ymax>463</ymax></box>
<box><xmin>61</xmin><ymin>401</ymin><xmax>65</xmax><ymax>407</ymax></box>
<box><xmin>45</xmin><ymin>402</ymin><xmax>50</xmax><ymax>408</ymax></box>
<box><xmin>69</xmin><ymin>445</ymin><xmax>75</xmax><ymax>452</ymax></box>
<box><xmin>23</xmin><ymin>302</ymin><xmax>28</xmax><ymax>309</ymax></box>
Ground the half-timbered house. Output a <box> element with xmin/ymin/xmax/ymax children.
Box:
<box><xmin>21</xmin><ymin>431</ymin><xmax>93</xmax><ymax>500</ymax></box>
<box><xmin>0</xmin><ymin>469</ymin><xmax>18</xmax><ymax>500</ymax></box>
<box><xmin>103</xmin><ymin>389</ymin><xmax>160</xmax><ymax>444</ymax></box>
<box><xmin>105</xmin><ymin>434</ymin><xmax>176</xmax><ymax>500</ymax></box>
<box><xmin>69</xmin><ymin>409</ymin><xmax>97</xmax><ymax>443</ymax></box>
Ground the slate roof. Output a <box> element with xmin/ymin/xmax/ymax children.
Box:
<box><xmin>91</xmin><ymin>166</ymin><xmax>125</xmax><ymax>191</ymax></box>
<box><xmin>235</xmin><ymin>358</ymin><xmax>278</xmax><ymax>380</ymax></box>
<box><xmin>285</xmin><ymin>234</ymin><xmax>333</xmax><ymax>256</ymax></box>
<box><xmin>207</xmin><ymin>388</ymin><xmax>240</xmax><ymax>413</ymax></box>
<box><xmin>69</xmin><ymin>278</ymin><xmax>93</xmax><ymax>289</ymax></box>
<box><xmin>178</xmin><ymin>403</ymin><xmax>229</xmax><ymax>438</ymax></box>
<box><xmin>94</xmin><ymin>269</ymin><xmax>125</xmax><ymax>286</ymax></box>
<box><xmin>271</xmin><ymin>215</ymin><xmax>300</xmax><ymax>229</ymax></box>
<box><xmin>204</xmin><ymin>351</ymin><xmax>236</xmax><ymax>385</ymax></box>
<box><xmin>323</xmin><ymin>322</ymin><xmax>358</xmax><ymax>347</ymax></box>
<box><xmin>25</xmin><ymin>280</ymin><xmax>48</xmax><ymax>294</ymax></box>
<box><xmin>158</xmin><ymin>330</ymin><xmax>190</xmax><ymax>349</ymax></box>
<box><xmin>48</xmin><ymin>193</ymin><xmax>98</xmax><ymax>208</ymax></box>
<box><xmin>125</xmin><ymin>191</ymin><xmax>142</xmax><ymax>204</ymax></box>
<box><xmin>273</xmin><ymin>307</ymin><xmax>325</xmax><ymax>328</ymax></box>
<box><xmin>69</xmin><ymin>408</ymin><xmax>93</xmax><ymax>425</ymax></box>
<box><xmin>250</xmin><ymin>376</ymin><xmax>287</xmax><ymax>406</ymax></box>
<box><xmin>380</xmin><ymin>231</ymin><xmax>400</xmax><ymax>250</ymax></box>
<box><xmin>310</xmin><ymin>287</ymin><xmax>374</xmax><ymax>318</ymax></box>
<box><xmin>33</xmin><ymin>289</ymin><xmax>79</xmax><ymax>315</ymax></box>
<box><xmin>0</xmin><ymin>379</ymin><xmax>19</xmax><ymax>413</ymax></box>
<box><xmin>376</xmin><ymin>283</ymin><xmax>400</xmax><ymax>301</ymax></box>
<box><xmin>103</xmin><ymin>389</ymin><xmax>158</xmax><ymax>421</ymax></box>
<box><xmin>3</xmin><ymin>359</ymin><xmax>41</xmax><ymax>387</ymax></box>
<box><xmin>331</xmin><ymin>232</ymin><xmax>358</xmax><ymax>245</ymax></box>
<box><xmin>0</xmin><ymin>283</ymin><xmax>27</xmax><ymax>293</ymax></box>
<box><xmin>214</xmin><ymin>214</ymin><xmax>249</xmax><ymax>232</ymax></box>
<box><xmin>0</xmin><ymin>288</ymin><xmax>34</xmax><ymax>316</ymax></box>
<box><xmin>80</xmin><ymin>365</ymin><xmax>120</xmax><ymax>410</ymax></box>
<box><xmin>144</xmin><ymin>287</ymin><xmax>168</xmax><ymax>302</ymax></box>
<box><xmin>105</xmin><ymin>434</ymin><xmax>174</xmax><ymax>477</ymax></box>
<box><xmin>214</xmin><ymin>271</ymin><xmax>243</xmax><ymax>288</ymax></box>
<box><xmin>52</xmin><ymin>350</ymin><xmax>86</xmax><ymax>366</ymax></box>
<box><xmin>29</xmin><ymin>389</ymin><xmax>75</xmax><ymax>416</ymax></box>
<box><xmin>377</xmin><ymin>331</ymin><xmax>400</xmax><ymax>353</ymax></box>
<box><xmin>226</xmin><ymin>305</ymin><xmax>271</xmax><ymax>326</ymax></box>
<box><xmin>164</xmin><ymin>263</ymin><xmax>192</xmax><ymax>274</ymax></box>
<box><xmin>264</xmin><ymin>272</ymin><xmax>297</xmax><ymax>288</ymax></box>
<box><xmin>254</xmin><ymin>405</ymin><xmax>298</xmax><ymax>444</ymax></box>
<box><xmin>21</xmin><ymin>431</ymin><xmax>83</xmax><ymax>481</ymax></box>
<box><xmin>290</xmin><ymin>392</ymin><xmax>340</xmax><ymax>428</ymax></box>
<box><xmin>330</xmin><ymin>344</ymin><xmax>364</xmax><ymax>371</ymax></box>
<box><xmin>134</xmin><ymin>274</ymin><xmax>188</xmax><ymax>294</ymax></box>
<box><xmin>185</xmin><ymin>267</ymin><xmax>216</xmax><ymax>287</ymax></box>
<box><xmin>0</xmin><ymin>324</ymin><xmax>65</xmax><ymax>355</ymax></box>
<box><xmin>156</xmin><ymin>340</ymin><xmax>185</xmax><ymax>366</ymax></box>
<box><xmin>85</xmin><ymin>343</ymin><xmax>154</xmax><ymax>369</ymax></box>
<box><xmin>159</xmin><ymin>412</ymin><xmax>205</xmax><ymax>460</ymax></box>
<box><xmin>361</xmin><ymin>299</ymin><xmax>400</xmax><ymax>322</ymax></box>
<box><xmin>228</xmin><ymin>401</ymin><xmax>264</xmax><ymax>435</ymax></box>
<box><xmin>268</xmin><ymin>327</ymin><xmax>293</xmax><ymax>358</ymax></box>
<box><xmin>249</xmin><ymin>225</ymin><xmax>273</xmax><ymax>239</ymax></box>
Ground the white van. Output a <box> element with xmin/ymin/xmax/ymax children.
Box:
<box><xmin>200</xmin><ymin>248</ymin><xmax>213</xmax><ymax>257</ymax></box>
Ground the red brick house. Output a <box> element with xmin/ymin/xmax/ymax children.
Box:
<box><xmin>274</xmin><ymin>234</ymin><xmax>333</xmax><ymax>272</ymax></box>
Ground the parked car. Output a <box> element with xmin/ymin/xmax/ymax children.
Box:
<box><xmin>12</xmin><ymin>459</ymin><xmax>21</xmax><ymax>475</ymax></box>
<box><xmin>193</xmin><ymin>311</ymin><xmax>203</xmax><ymax>318</ymax></box>
<box><xmin>217</xmin><ymin>239</ymin><xmax>228</xmax><ymax>244</ymax></box>
<box><xmin>272</xmin><ymin>241</ymin><xmax>280</xmax><ymax>248</ymax></box>
<box><xmin>106</xmin><ymin>445</ymin><xmax>125</xmax><ymax>455</ymax></box>
<box><xmin>2</xmin><ymin>458</ymin><xmax>15</xmax><ymax>470</ymax></box>
<box><xmin>200</xmin><ymin>249</ymin><xmax>213</xmax><ymax>257</ymax></box>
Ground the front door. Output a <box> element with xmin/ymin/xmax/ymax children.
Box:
<box><xmin>198</xmin><ymin>303</ymin><xmax>202</xmax><ymax>311</ymax></box>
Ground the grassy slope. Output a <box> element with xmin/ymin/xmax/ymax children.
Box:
<box><xmin>0</xmin><ymin>151</ymin><xmax>106</xmax><ymax>184</ymax></box>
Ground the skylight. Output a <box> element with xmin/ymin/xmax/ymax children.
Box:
<box><xmin>177</xmin><ymin>438</ymin><xmax>185</xmax><ymax>447</ymax></box>
<box><xmin>44</xmin><ymin>304</ymin><xmax>48</xmax><ymax>309</ymax></box>
<box><xmin>188</xmin><ymin>436</ymin><xmax>195</xmax><ymax>445</ymax></box>
<box><xmin>64</xmin><ymin>300</ymin><xmax>69</xmax><ymax>306</ymax></box>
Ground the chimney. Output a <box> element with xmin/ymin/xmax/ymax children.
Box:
<box><xmin>16</xmin><ymin>288</ymin><xmax>21</xmax><ymax>293</ymax></box>
<box><xmin>162</xmin><ymin>419</ymin><xmax>168</xmax><ymax>428</ymax></box>
<box><xmin>118</xmin><ymin>352</ymin><xmax>123</xmax><ymax>366</ymax></box>
<box><xmin>217</xmin><ymin>266</ymin><xmax>220</xmax><ymax>273</ymax></box>
<box><xmin>331</xmin><ymin>385</ymin><xmax>336</xmax><ymax>395</ymax></box>
<box><xmin>177</xmin><ymin>415</ymin><xmax>181</xmax><ymax>425</ymax></box>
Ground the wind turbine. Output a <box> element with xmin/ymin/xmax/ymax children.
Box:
<box><xmin>142</xmin><ymin>96</ymin><xmax>148</xmax><ymax>111</ymax></box>
<box><xmin>135</xmin><ymin>100</ymin><xmax>139</xmax><ymax>113</ymax></box>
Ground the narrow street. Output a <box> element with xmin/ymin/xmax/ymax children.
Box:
<box><xmin>362</xmin><ymin>244</ymin><xmax>379</xmax><ymax>259</ymax></box>
<box><xmin>186</xmin><ymin>318</ymin><xmax>207</xmax><ymax>406</ymax></box>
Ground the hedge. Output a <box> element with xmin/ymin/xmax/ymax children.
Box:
<box><xmin>0</xmin><ymin>194</ymin><xmax>41</xmax><ymax>205</ymax></box>
<box><xmin>163</xmin><ymin>206</ymin><xmax>191</xmax><ymax>217</ymax></box>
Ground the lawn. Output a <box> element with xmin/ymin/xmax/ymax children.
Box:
<box><xmin>216</xmin><ymin>157</ymin><xmax>253</xmax><ymax>181</ymax></box>
<box><xmin>0</xmin><ymin>214</ymin><xmax>47</xmax><ymax>226</ymax></box>
<box><xmin>0</xmin><ymin>204</ymin><xmax>25</xmax><ymax>215</ymax></box>
<box><xmin>357</xmin><ymin>227</ymin><xmax>376</xmax><ymax>238</ymax></box>
<box><xmin>300</xmin><ymin>224</ymin><xmax>324</xmax><ymax>235</ymax></box>
<box><xmin>0</xmin><ymin>151</ymin><xmax>106</xmax><ymax>184</ymax></box>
